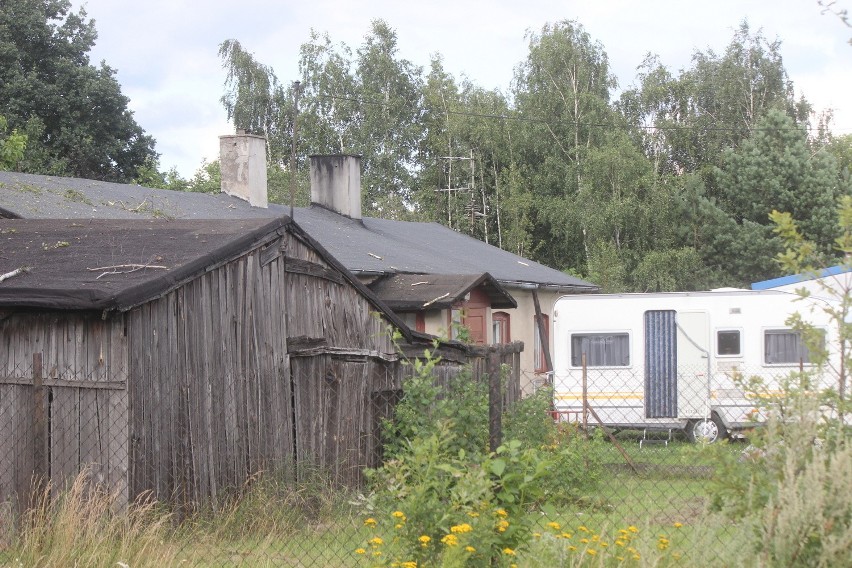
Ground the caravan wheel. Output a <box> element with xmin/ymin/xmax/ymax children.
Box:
<box><xmin>686</xmin><ymin>415</ymin><xmax>727</xmax><ymax>444</ymax></box>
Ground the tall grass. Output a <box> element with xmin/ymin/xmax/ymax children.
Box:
<box><xmin>2</xmin><ymin>469</ymin><xmax>181</xmax><ymax>567</ymax></box>
<box><xmin>193</xmin><ymin>464</ymin><xmax>355</xmax><ymax>540</ymax></box>
<box><xmin>0</xmin><ymin>464</ymin><xmax>359</xmax><ymax>567</ymax></box>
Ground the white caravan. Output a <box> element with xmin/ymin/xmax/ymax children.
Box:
<box><xmin>551</xmin><ymin>289</ymin><xmax>839</xmax><ymax>442</ymax></box>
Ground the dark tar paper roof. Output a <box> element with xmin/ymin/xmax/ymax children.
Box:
<box><xmin>0</xmin><ymin>218</ymin><xmax>288</xmax><ymax>311</ymax></box>
<box><xmin>0</xmin><ymin>171</ymin><xmax>598</xmax><ymax>291</ymax></box>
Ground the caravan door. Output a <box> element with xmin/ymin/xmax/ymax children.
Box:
<box><xmin>675</xmin><ymin>311</ymin><xmax>710</xmax><ymax>418</ymax></box>
<box><xmin>644</xmin><ymin>310</ymin><xmax>709</xmax><ymax>419</ymax></box>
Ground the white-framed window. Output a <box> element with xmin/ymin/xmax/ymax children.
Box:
<box><xmin>492</xmin><ymin>311</ymin><xmax>510</xmax><ymax>344</ymax></box>
<box><xmin>717</xmin><ymin>329</ymin><xmax>742</xmax><ymax>356</ymax></box>
<box><xmin>764</xmin><ymin>329</ymin><xmax>824</xmax><ymax>365</ymax></box>
<box><xmin>571</xmin><ymin>333</ymin><xmax>630</xmax><ymax>367</ymax></box>
<box><xmin>450</xmin><ymin>308</ymin><xmax>462</xmax><ymax>340</ymax></box>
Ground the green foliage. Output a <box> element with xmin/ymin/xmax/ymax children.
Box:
<box><xmin>771</xmin><ymin>195</ymin><xmax>852</xmax><ymax>418</ymax></box>
<box><xmin>364</xmin><ymin>425</ymin><xmax>550</xmax><ymax>567</ymax></box>
<box><xmin>364</xmin><ymin>345</ymin><xmax>559</xmax><ymax>566</ymax></box>
<box><xmin>383</xmin><ymin>352</ymin><xmax>488</xmax><ymax>460</ymax></box>
<box><xmin>757</xmin><ymin>438</ymin><xmax>852</xmax><ymax>567</ymax></box>
<box><xmin>220</xmin><ymin>21</ymin><xmax>424</xmax><ymax>218</ymax></box>
<box><xmin>216</xmin><ymin>19</ymin><xmax>848</xmax><ymax>291</ymax></box>
<box><xmin>0</xmin><ymin>114</ymin><xmax>27</xmax><ymax>170</ymax></box>
<box><xmin>706</xmin><ymin>197</ymin><xmax>852</xmax><ymax>566</ymax></box>
<box><xmin>0</xmin><ymin>0</ymin><xmax>157</xmax><ymax>181</ymax></box>
<box><xmin>504</xmin><ymin>388</ymin><xmax>606</xmax><ymax>505</ymax></box>
<box><xmin>713</xmin><ymin>109</ymin><xmax>842</xmax><ymax>275</ymax></box>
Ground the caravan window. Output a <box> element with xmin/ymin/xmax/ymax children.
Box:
<box><xmin>717</xmin><ymin>330</ymin><xmax>741</xmax><ymax>356</ymax></box>
<box><xmin>764</xmin><ymin>329</ymin><xmax>824</xmax><ymax>365</ymax></box>
<box><xmin>571</xmin><ymin>333</ymin><xmax>629</xmax><ymax>367</ymax></box>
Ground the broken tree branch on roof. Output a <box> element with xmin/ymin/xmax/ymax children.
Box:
<box><xmin>0</xmin><ymin>267</ymin><xmax>30</xmax><ymax>283</ymax></box>
<box><xmin>87</xmin><ymin>263</ymin><xmax>168</xmax><ymax>279</ymax></box>
<box><xmin>423</xmin><ymin>292</ymin><xmax>450</xmax><ymax>307</ymax></box>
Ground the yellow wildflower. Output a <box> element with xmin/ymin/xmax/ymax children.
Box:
<box><xmin>451</xmin><ymin>523</ymin><xmax>473</xmax><ymax>534</ymax></box>
<box><xmin>441</xmin><ymin>534</ymin><xmax>459</xmax><ymax>547</ymax></box>
<box><xmin>628</xmin><ymin>525</ymin><xmax>638</xmax><ymax>533</ymax></box>
<box><xmin>592</xmin><ymin>534</ymin><xmax>600</xmax><ymax>542</ymax></box>
<box><xmin>400</xmin><ymin>562</ymin><xmax>417</xmax><ymax>568</ymax></box>
<box><xmin>547</xmin><ymin>521</ymin><xmax>561</xmax><ymax>530</ymax></box>
<box><xmin>533</xmin><ymin>532</ymin><xmax>542</xmax><ymax>539</ymax></box>
<box><xmin>580</xmin><ymin>538</ymin><xmax>589</xmax><ymax>544</ymax></box>
<box><xmin>496</xmin><ymin>509</ymin><xmax>508</xmax><ymax>517</ymax></box>
<box><xmin>395</xmin><ymin>524</ymin><xmax>403</xmax><ymax>529</ymax></box>
<box><xmin>364</xmin><ymin>518</ymin><xmax>377</xmax><ymax>527</ymax></box>
<box><xmin>561</xmin><ymin>532</ymin><xmax>573</xmax><ymax>539</ymax></box>
<box><xmin>633</xmin><ymin>554</ymin><xmax>641</xmax><ymax>560</ymax></box>
<box><xmin>418</xmin><ymin>535</ymin><xmax>431</xmax><ymax>547</ymax></box>
<box><xmin>601</xmin><ymin>542</ymin><xmax>609</xmax><ymax>548</ymax></box>
<box><xmin>578</xmin><ymin>525</ymin><xmax>589</xmax><ymax>532</ymax></box>
<box><xmin>373</xmin><ymin>550</ymin><xmax>382</xmax><ymax>557</ymax></box>
<box><xmin>369</xmin><ymin>537</ymin><xmax>384</xmax><ymax>546</ymax></box>
<box><xmin>568</xmin><ymin>545</ymin><xmax>577</xmax><ymax>552</ymax></box>
<box><xmin>615</xmin><ymin>540</ymin><xmax>626</xmax><ymax>547</ymax></box>
<box><xmin>673</xmin><ymin>522</ymin><xmax>683</xmax><ymax>528</ymax></box>
<box><xmin>465</xmin><ymin>546</ymin><xmax>476</xmax><ymax>553</ymax></box>
<box><xmin>586</xmin><ymin>549</ymin><xmax>597</xmax><ymax>556</ymax></box>
<box><xmin>467</xmin><ymin>511</ymin><xmax>480</xmax><ymax>518</ymax></box>
<box><xmin>503</xmin><ymin>547</ymin><xmax>516</xmax><ymax>556</ymax></box>
<box><xmin>355</xmin><ymin>548</ymin><xmax>366</xmax><ymax>555</ymax></box>
<box><xmin>392</xmin><ymin>511</ymin><xmax>407</xmax><ymax>521</ymax></box>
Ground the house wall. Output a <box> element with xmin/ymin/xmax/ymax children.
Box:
<box><xmin>501</xmin><ymin>288</ymin><xmax>562</xmax><ymax>394</ymax></box>
<box><xmin>0</xmin><ymin>312</ymin><xmax>129</xmax><ymax>508</ymax></box>
<box><xmin>417</xmin><ymin>287</ymin><xmax>561</xmax><ymax>393</ymax></box>
<box><xmin>423</xmin><ymin>310</ymin><xmax>448</xmax><ymax>338</ymax></box>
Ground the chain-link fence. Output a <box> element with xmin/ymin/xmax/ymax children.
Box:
<box><xmin>0</xmin><ymin>356</ymin><xmax>838</xmax><ymax>566</ymax></box>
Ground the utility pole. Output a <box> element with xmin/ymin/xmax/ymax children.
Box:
<box><xmin>289</xmin><ymin>81</ymin><xmax>302</xmax><ymax>220</ymax></box>
<box><xmin>435</xmin><ymin>154</ymin><xmax>475</xmax><ymax>230</ymax></box>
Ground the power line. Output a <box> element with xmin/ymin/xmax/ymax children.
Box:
<box><xmin>315</xmin><ymin>92</ymin><xmax>848</xmax><ymax>134</ymax></box>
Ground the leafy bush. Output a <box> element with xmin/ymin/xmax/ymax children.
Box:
<box><xmin>504</xmin><ymin>387</ymin><xmax>605</xmax><ymax>505</ymax></box>
<box><xmin>361</xmin><ymin>345</ymin><xmax>554</xmax><ymax>566</ymax></box>
<box><xmin>382</xmin><ymin>345</ymin><xmax>489</xmax><ymax>461</ymax></box>
<box><xmin>756</xmin><ymin>437</ymin><xmax>852</xmax><ymax>567</ymax></box>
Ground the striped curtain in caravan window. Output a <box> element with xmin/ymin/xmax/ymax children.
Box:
<box><xmin>645</xmin><ymin>310</ymin><xmax>678</xmax><ymax>418</ymax></box>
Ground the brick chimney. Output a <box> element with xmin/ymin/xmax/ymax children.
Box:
<box><xmin>219</xmin><ymin>131</ymin><xmax>268</xmax><ymax>208</ymax></box>
<box><xmin>309</xmin><ymin>155</ymin><xmax>361</xmax><ymax>220</ymax></box>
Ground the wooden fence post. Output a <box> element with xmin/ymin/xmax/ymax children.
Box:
<box><xmin>32</xmin><ymin>353</ymin><xmax>47</xmax><ymax>500</ymax></box>
<box><xmin>488</xmin><ymin>349</ymin><xmax>502</xmax><ymax>453</ymax></box>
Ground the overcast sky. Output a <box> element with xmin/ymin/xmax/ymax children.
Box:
<box><xmin>72</xmin><ymin>0</ymin><xmax>852</xmax><ymax>178</ymax></box>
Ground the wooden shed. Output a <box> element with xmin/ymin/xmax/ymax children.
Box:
<box><xmin>0</xmin><ymin>217</ymin><xmax>427</xmax><ymax>509</ymax></box>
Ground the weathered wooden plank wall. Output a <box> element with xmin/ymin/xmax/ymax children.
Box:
<box><xmin>127</xmin><ymin>238</ymin><xmax>294</xmax><ymax>507</ymax></box>
<box><xmin>0</xmin><ymin>313</ymin><xmax>129</xmax><ymax>509</ymax></box>
<box><xmin>283</xmin><ymin>232</ymin><xmax>401</xmax><ymax>484</ymax></box>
